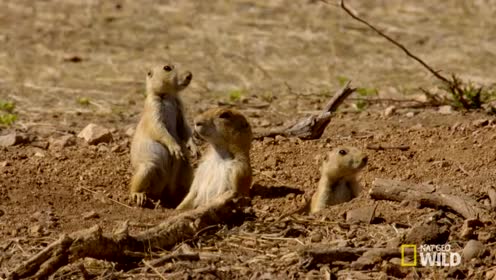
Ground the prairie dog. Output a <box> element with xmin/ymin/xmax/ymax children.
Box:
<box><xmin>176</xmin><ymin>108</ymin><xmax>252</xmax><ymax>210</ymax></box>
<box><xmin>130</xmin><ymin>63</ymin><xmax>195</xmax><ymax>207</ymax></box>
<box><xmin>310</xmin><ymin>146</ymin><xmax>368</xmax><ymax>213</ymax></box>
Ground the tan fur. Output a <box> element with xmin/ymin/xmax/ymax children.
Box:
<box><xmin>176</xmin><ymin>108</ymin><xmax>252</xmax><ymax>210</ymax></box>
<box><xmin>310</xmin><ymin>146</ymin><xmax>368</xmax><ymax>213</ymax></box>
<box><xmin>130</xmin><ymin>63</ymin><xmax>195</xmax><ymax>207</ymax></box>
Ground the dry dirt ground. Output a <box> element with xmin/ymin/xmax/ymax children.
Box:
<box><xmin>1</xmin><ymin>0</ymin><xmax>496</xmax><ymax>279</ymax></box>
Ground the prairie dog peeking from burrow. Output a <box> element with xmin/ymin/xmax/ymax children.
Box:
<box><xmin>310</xmin><ymin>146</ymin><xmax>368</xmax><ymax>213</ymax></box>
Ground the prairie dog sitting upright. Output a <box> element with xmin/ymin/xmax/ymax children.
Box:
<box><xmin>130</xmin><ymin>62</ymin><xmax>195</xmax><ymax>207</ymax></box>
<box><xmin>310</xmin><ymin>146</ymin><xmax>368</xmax><ymax>213</ymax></box>
<box><xmin>176</xmin><ymin>108</ymin><xmax>252</xmax><ymax>210</ymax></box>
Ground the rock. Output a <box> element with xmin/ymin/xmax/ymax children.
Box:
<box><xmin>310</xmin><ymin>231</ymin><xmax>323</xmax><ymax>243</ymax></box>
<box><xmin>384</xmin><ymin>106</ymin><xmax>396</xmax><ymax>117</ymax></box>
<box><xmin>262</xmin><ymin>137</ymin><xmax>275</xmax><ymax>145</ymax></box>
<box><xmin>97</xmin><ymin>145</ymin><xmax>109</xmax><ymax>153</ymax></box>
<box><xmin>0</xmin><ymin>161</ymin><xmax>10</xmax><ymax>167</ymax></box>
<box><xmin>0</xmin><ymin>132</ymin><xmax>28</xmax><ymax>147</ymax></box>
<box><xmin>30</xmin><ymin>211</ymin><xmax>43</xmax><ymax>222</ymax></box>
<box><xmin>260</xmin><ymin>119</ymin><xmax>271</xmax><ymax>128</ymax></box>
<box><xmin>82</xmin><ymin>211</ymin><xmax>99</xmax><ymax>220</ymax></box>
<box><xmin>346</xmin><ymin>206</ymin><xmax>376</xmax><ymax>224</ymax></box>
<box><xmin>111</xmin><ymin>143</ymin><xmax>126</xmax><ymax>153</ymax></box>
<box><xmin>125</xmin><ymin>127</ymin><xmax>135</xmax><ymax>137</ymax></box>
<box><xmin>460</xmin><ymin>218</ymin><xmax>484</xmax><ymax>240</ymax></box>
<box><xmin>383</xmin><ymin>262</ymin><xmax>409</xmax><ymax>278</ymax></box>
<box><xmin>404</xmin><ymin>221</ymin><xmax>450</xmax><ymax>245</ymax></box>
<box><xmin>352</xmin><ymin>249</ymin><xmax>394</xmax><ymax>270</ymax></box>
<box><xmin>34</xmin><ymin>151</ymin><xmax>45</xmax><ymax>158</ymax></box>
<box><xmin>486</xmin><ymin>268</ymin><xmax>496</xmax><ymax>280</ymax></box>
<box><xmin>462</xmin><ymin>240</ymin><xmax>485</xmax><ymax>261</ymax></box>
<box><xmin>438</xmin><ymin>105</ymin><xmax>454</xmax><ymax>115</ymax></box>
<box><xmin>473</xmin><ymin>119</ymin><xmax>489</xmax><ymax>128</ymax></box>
<box><xmin>350</xmin><ymin>257</ymin><xmax>378</xmax><ymax>270</ymax></box>
<box><xmin>29</xmin><ymin>224</ymin><xmax>43</xmax><ymax>236</ymax></box>
<box><xmin>78</xmin><ymin>124</ymin><xmax>112</xmax><ymax>145</ymax></box>
<box><xmin>410</xmin><ymin>123</ymin><xmax>423</xmax><ymax>131</ymax></box>
<box><xmin>274</xmin><ymin>135</ymin><xmax>286</xmax><ymax>143</ymax></box>
<box><xmin>329</xmin><ymin>239</ymin><xmax>348</xmax><ymax>248</ymax></box>
<box><xmin>30</xmin><ymin>140</ymin><xmax>49</xmax><ymax>149</ymax></box>
<box><xmin>49</xmin><ymin>134</ymin><xmax>76</xmax><ymax>150</ymax></box>
<box><xmin>405</xmin><ymin>112</ymin><xmax>415</xmax><ymax>118</ymax></box>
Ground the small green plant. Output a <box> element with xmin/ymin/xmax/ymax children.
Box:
<box><xmin>260</xmin><ymin>91</ymin><xmax>274</xmax><ymax>103</ymax></box>
<box><xmin>0</xmin><ymin>100</ymin><xmax>15</xmax><ymax>113</ymax></box>
<box><xmin>337</xmin><ymin>76</ymin><xmax>350</xmax><ymax>87</ymax></box>
<box><xmin>423</xmin><ymin>75</ymin><xmax>496</xmax><ymax>111</ymax></box>
<box><xmin>356</xmin><ymin>87</ymin><xmax>378</xmax><ymax>97</ymax></box>
<box><xmin>444</xmin><ymin>75</ymin><xmax>495</xmax><ymax>110</ymax></box>
<box><xmin>0</xmin><ymin>100</ymin><xmax>17</xmax><ymax>126</ymax></box>
<box><xmin>355</xmin><ymin>87</ymin><xmax>378</xmax><ymax>111</ymax></box>
<box><xmin>337</xmin><ymin>77</ymin><xmax>378</xmax><ymax>111</ymax></box>
<box><xmin>76</xmin><ymin>97</ymin><xmax>91</xmax><ymax>106</ymax></box>
<box><xmin>354</xmin><ymin>99</ymin><xmax>368</xmax><ymax>111</ymax></box>
<box><xmin>0</xmin><ymin>113</ymin><xmax>17</xmax><ymax>125</ymax></box>
<box><xmin>228</xmin><ymin>89</ymin><xmax>243</xmax><ymax>102</ymax></box>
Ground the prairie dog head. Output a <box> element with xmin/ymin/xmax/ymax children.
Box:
<box><xmin>194</xmin><ymin>108</ymin><xmax>252</xmax><ymax>153</ymax></box>
<box><xmin>146</xmin><ymin>63</ymin><xmax>192</xmax><ymax>96</ymax></box>
<box><xmin>322</xmin><ymin>146</ymin><xmax>368</xmax><ymax>178</ymax></box>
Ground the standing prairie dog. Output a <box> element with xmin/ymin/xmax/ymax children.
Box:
<box><xmin>176</xmin><ymin>108</ymin><xmax>252</xmax><ymax>210</ymax></box>
<box><xmin>310</xmin><ymin>146</ymin><xmax>368</xmax><ymax>213</ymax></box>
<box><xmin>130</xmin><ymin>63</ymin><xmax>195</xmax><ymax>207</ymax></box>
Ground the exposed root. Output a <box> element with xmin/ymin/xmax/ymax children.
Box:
<box><xmin>8</xmin><ymin>192</ymin><xmax>250</xmax><ymax>280</ymax></box>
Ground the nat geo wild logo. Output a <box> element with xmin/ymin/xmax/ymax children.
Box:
<box><xmin>401</xmin><ymin>244</ymin><xmax>461</xmax><ymax>267</ymax></box>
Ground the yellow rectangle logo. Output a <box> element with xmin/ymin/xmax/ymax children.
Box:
<box><xmin>401</xmin><ymin>244</ymin><xmax>417</xmax><ymax>266</ymax></box>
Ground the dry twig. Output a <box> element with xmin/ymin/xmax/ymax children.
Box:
<box><xmin>366</xmin><ymin>144</ymin><xmax>409</xmax><ymax>151</ymax></box>
<box><xmin>254</xmin><ymin>82</ymin><xmax>355</xmax><ymax>139</ymax></box>
<box><xmin>370</xmin><ymin>178</ymin><xmax>491</xmax><ymax>221</ymax></box>
<box><xmin>322</xmin><ymin>0</ymin><xmax>486</xmax><ymax>110</ymax></box>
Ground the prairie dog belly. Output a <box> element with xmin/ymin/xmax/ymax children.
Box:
<box><xmin>131</xmin><ymin>136</ymin><xmax>171</xmax><ymax>168</ymax></box>
<box><xmin>159</xmin><ymin>99</ymin><xmax>180</xmax><ymax>140</ymax></box>
<box><xmin>191</xmin><ymin>153</ymin><xmax>233</xmax><ymax>206</ymax></box>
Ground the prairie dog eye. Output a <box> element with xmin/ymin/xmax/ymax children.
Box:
<box><xmin>163</xmin><ymin>65</ymin><xmax>173</xmax><ymax>72</ymax></box>
<box><xmin>338</xmin><ymin>149</ymin><xmax>347</xmax><ymax>156</ymax></box>
<box><xmin>219</xmin><ymin>111</ymin><xmax>232</xmax><ymax>119</ymax></box>
<box><xmin>147</xmin><ymin>70</ymin><xmax>153</xmax><ymax>77</ymax></box>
